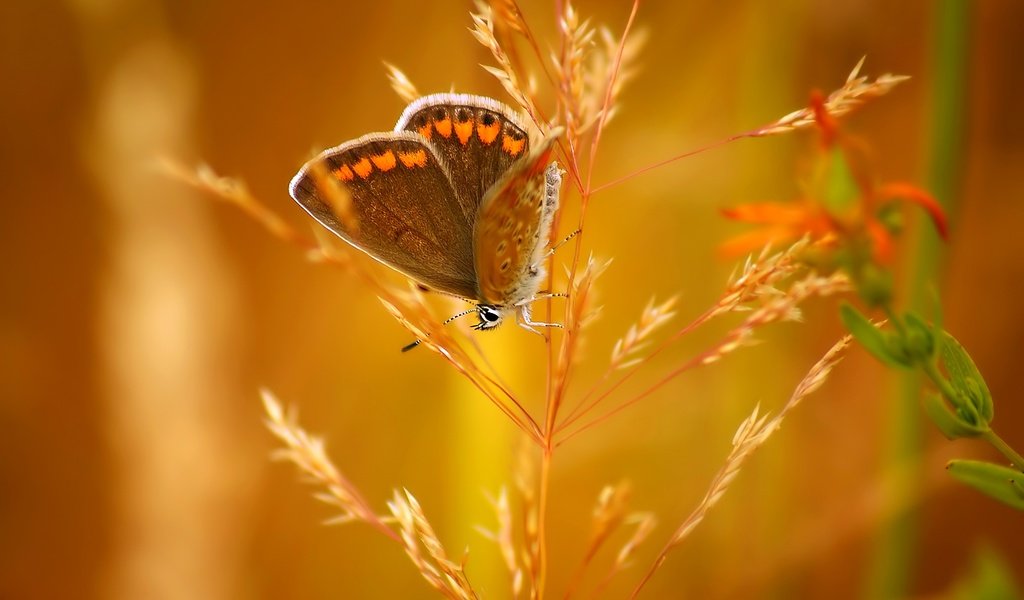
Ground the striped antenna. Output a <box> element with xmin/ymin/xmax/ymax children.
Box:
<box><xmin>400</xmin><ymin>308</ymin><xmax>478</xmax><ymax>352</ymax></box>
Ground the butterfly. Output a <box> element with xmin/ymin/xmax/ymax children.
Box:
<box><xmin>289</xmin><ymin>93</ymin><xmax>563</xmax><ymax>339</ymax></box>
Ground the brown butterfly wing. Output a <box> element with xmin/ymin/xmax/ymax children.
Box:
<box><xmin>395</xmin><ymin>94</ymin><xmax>531</xmax><ymax>224</ymax></box>
<box><xmin>289</xmin><ymin>132</ymin><xmax>478</xmax><ymax>299</ymax></box>
<box><xmin>472</xmin><ymin>136</ymin><xmax>560</xmax><ymax>305</ymax></box>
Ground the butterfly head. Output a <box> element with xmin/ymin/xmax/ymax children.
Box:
<box><xmin>473</xmin><ymin>304</ymin><xmax>504</xmax><ymax>330</ymax></box>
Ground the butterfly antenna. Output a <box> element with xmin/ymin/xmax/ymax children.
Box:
<box><xmin>533</xmin><ymin>229</ymin><xmax>581</xmax><ymax>267</ymax></box>
<box><xmin>552</xmin><ymin>229</ymin><xmax>582</xmax><ymax>252</ymax></box>
<box><xmin>399</xmin><ymin>308</ymin><xmax>478</xmax><ymax>352</ymax></box>
<box><xmin>443</xmin><ymin>308</ymin><xmax>478</xmax><ymax>325</ymax></box>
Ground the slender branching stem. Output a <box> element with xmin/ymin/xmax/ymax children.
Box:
<box><xmin>536</xmin><ymin>445</ymin><xmax>553</xmax><ymax>598</ymax></box>
<box><xmin>981</xmin><ymin>430</ymin><xmax>1024</xmax><ymax>472</ymax></box>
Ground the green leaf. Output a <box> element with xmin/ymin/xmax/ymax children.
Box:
<box><xmin>923</xmin><ymin>392</ymin><xmax>988</xmax><ymax>439</ymax></box>
<box><xmin>946</xmin><ymin>459</ymin><xmax>1024</xmax><ymax>510</ymax></box>
<box><xmin>839</xmin><ymin>303</ymin><xmax>910</xmax><ymax>368</ymax></box>
<box><xmin>940</xmin><ymin>331</ymin><xmax>994</xmax><ymax>422</ymax></box>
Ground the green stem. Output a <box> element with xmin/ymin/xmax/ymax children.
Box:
<box><xmin>981</xmin><ymin>430</ymin><xmax>1024</xmax><ymax>472</ymax></box>
<box><xmin>864</xmin><ymin>2</ymin><xmax>969</xmax><ymax>597</ymax></box>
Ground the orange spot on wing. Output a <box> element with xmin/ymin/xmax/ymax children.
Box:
<box><xmin>434</xmin><ymin>116</ymin><xmax>452</xmax><ymax>138</ymax></box>
<box><xmin>417</xmin><ymin>123</ymin><xmax>433</xmax><ymax>139</ymax></box>
<box><xmin>502</xmin><ymin>134</ymin><xmax>526</xmax><ymax>156</ymax></box>
<box><xmin>333</xmin><ymin>164</ymin><xmax>354</xmax><ymax>181</ymax></box>
<box><xmin>477</xmin><ymin>121</ymin><xmax>500</xmax><ymax>144</ymax></box>
<box><xmin>352</xmin><ymin>157</ymin><xmax>373</xmax><ymax>179</ymax></box>
<box><xmin>370</xmin><ymin>150</ymin><xmax>397</xmax><ymax>172</ymax></box>
<box><xmin>454</xmin><ymin>119</ymin><xmax>474</xmax><ymax>145</ymax></box>
<box><xmin>398</xmin><ymin>149</ymin><xmax>428</xmax><ymax>168</ymax></box>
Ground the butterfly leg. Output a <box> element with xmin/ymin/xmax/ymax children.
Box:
<box><xmin>515</xmin><ymin>303</ymin><xmax>564</xmax><ymax>335</ymax></box>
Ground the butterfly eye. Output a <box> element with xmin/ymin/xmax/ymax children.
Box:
<box><xmin>475</xmin><ymin>305</ymin><xmax>503</xmax><ymax>329</ymax></box>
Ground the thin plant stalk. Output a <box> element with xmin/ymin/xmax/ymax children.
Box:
<box><xmin>865</xmin><ymin>3</ymin><xmax>968</xmax><ymax>597</ymax></box>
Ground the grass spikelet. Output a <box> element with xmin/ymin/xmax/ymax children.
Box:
<box><xmin>612</xmin><ymin>512</ymin><xmax>657</xmax><ymax>573</ymax></box>
<box><xmin>564</xmin><ymin>481</ymin><xmax>632</xmax><ymax>597</ymax></box>
<box><xmin>714</xmin><ymin>239</ymin><xmax>812</xmax><ymax>317</ymax></box>
<box><xmin>555</xmin><ymin>254</ymin><xmax>611</xmax><ymax>384</ymax></box>
<box><xmin>631</xmin><ymin>334</ymin><xmax>853</xmax><ymax>596</ymax></box>
<box><xmin>577</xmin><ymin>25</ymin><xmax>646</xmax><ymax>136</ymax></box>
<box><xmin>558</xmin><ymin>268</ymin><xmax>849</xmax><ymax>443</ymax></box>
<box><xmin>162</xmin><ymin>160</ymin><xmax>310</xmax><ymax>248</ymax></box>
<box><xmin>384</xmin><ymin>61</ymin><xmax>420</xmax><ymax>104</ymax></box>
<box><xmin>697</xmin><ymin>271</ymin><xmax>850</xmax><ymax>366</ymax></box>
<box><xmin>478</xmin><ymin>488</ymin><xmax>524</xmax><ymax>598</ymax></box>
<box><xmin>261</xmin><ymin>390</ymin><xmax>398</xmax><ymax>541</ymax></box>
<box><xmin>553</xmin><ymin>1</ymin><xmax>595</xmax><ymax>143</ymax></box>
<box><xmin>559</xmin><ymin>241</ymin><xmax>810</xmax><ymax>434</ymax></box>
<box><xmin>588</xmin><ymin>483</ymin><xmax>631</xmax><ymax>554</ymax></box>
<box><xmin>565</xmin><ymin>254</ymin><xmax>612</xmax><ymax>334</ymax></box>
<box><xmin>490</xmin><ymin>0</ymin><xmax>526</xmax><ymax>33</ymax></box>
<box><xmin>470</xmin><ymin>2</ymin><xmax>539</xmax><ymax>124</ymax></box>
<box><xmin>588</xmin><ymin>56</ymin><xmax>901</xmax><ymax>197</ymax></box>
<box><xmin>754</xmin><ymin>58</ymin><xmax>911</xmax><ymax>137</ymax></box>
<box><xmin>610</xmin><ymin>296</ymin><xmax>678</xmax><ymax>370</ymax></box>
<box><xmin>581</xmin><ymin>0</ymin><xmax>640</xmax><ymax>191</ymax></box>
<box><xmin>587</xmin><ymin>511</ymin><xmax>658</xmax><ymax>597</ymax></box>
<box><xmin>388</xmin><ymin>489</ymin><xmax>478</xmax><ymax>600</ymax></box>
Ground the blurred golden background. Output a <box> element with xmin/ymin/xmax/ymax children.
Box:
<box><xmin>3</xmin><ymin>0</ymin><xmax>1023</xmax><ymax>598</ymax></box>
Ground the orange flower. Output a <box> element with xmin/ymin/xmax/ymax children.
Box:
<box><xmin>722</xmin><ymin>92</ymin><xmax>947</xmax><ymax>263</ymax></box>
<box><xmin>719</xmin><ymin>200</ymin><xmax>833</xmax><ymax>257</ymax></box>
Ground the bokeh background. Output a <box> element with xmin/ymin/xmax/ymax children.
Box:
<box><xmin>3</xmin><ymin>0</ymin><xmax>1023</xmax><ymax>598</ymax></box>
